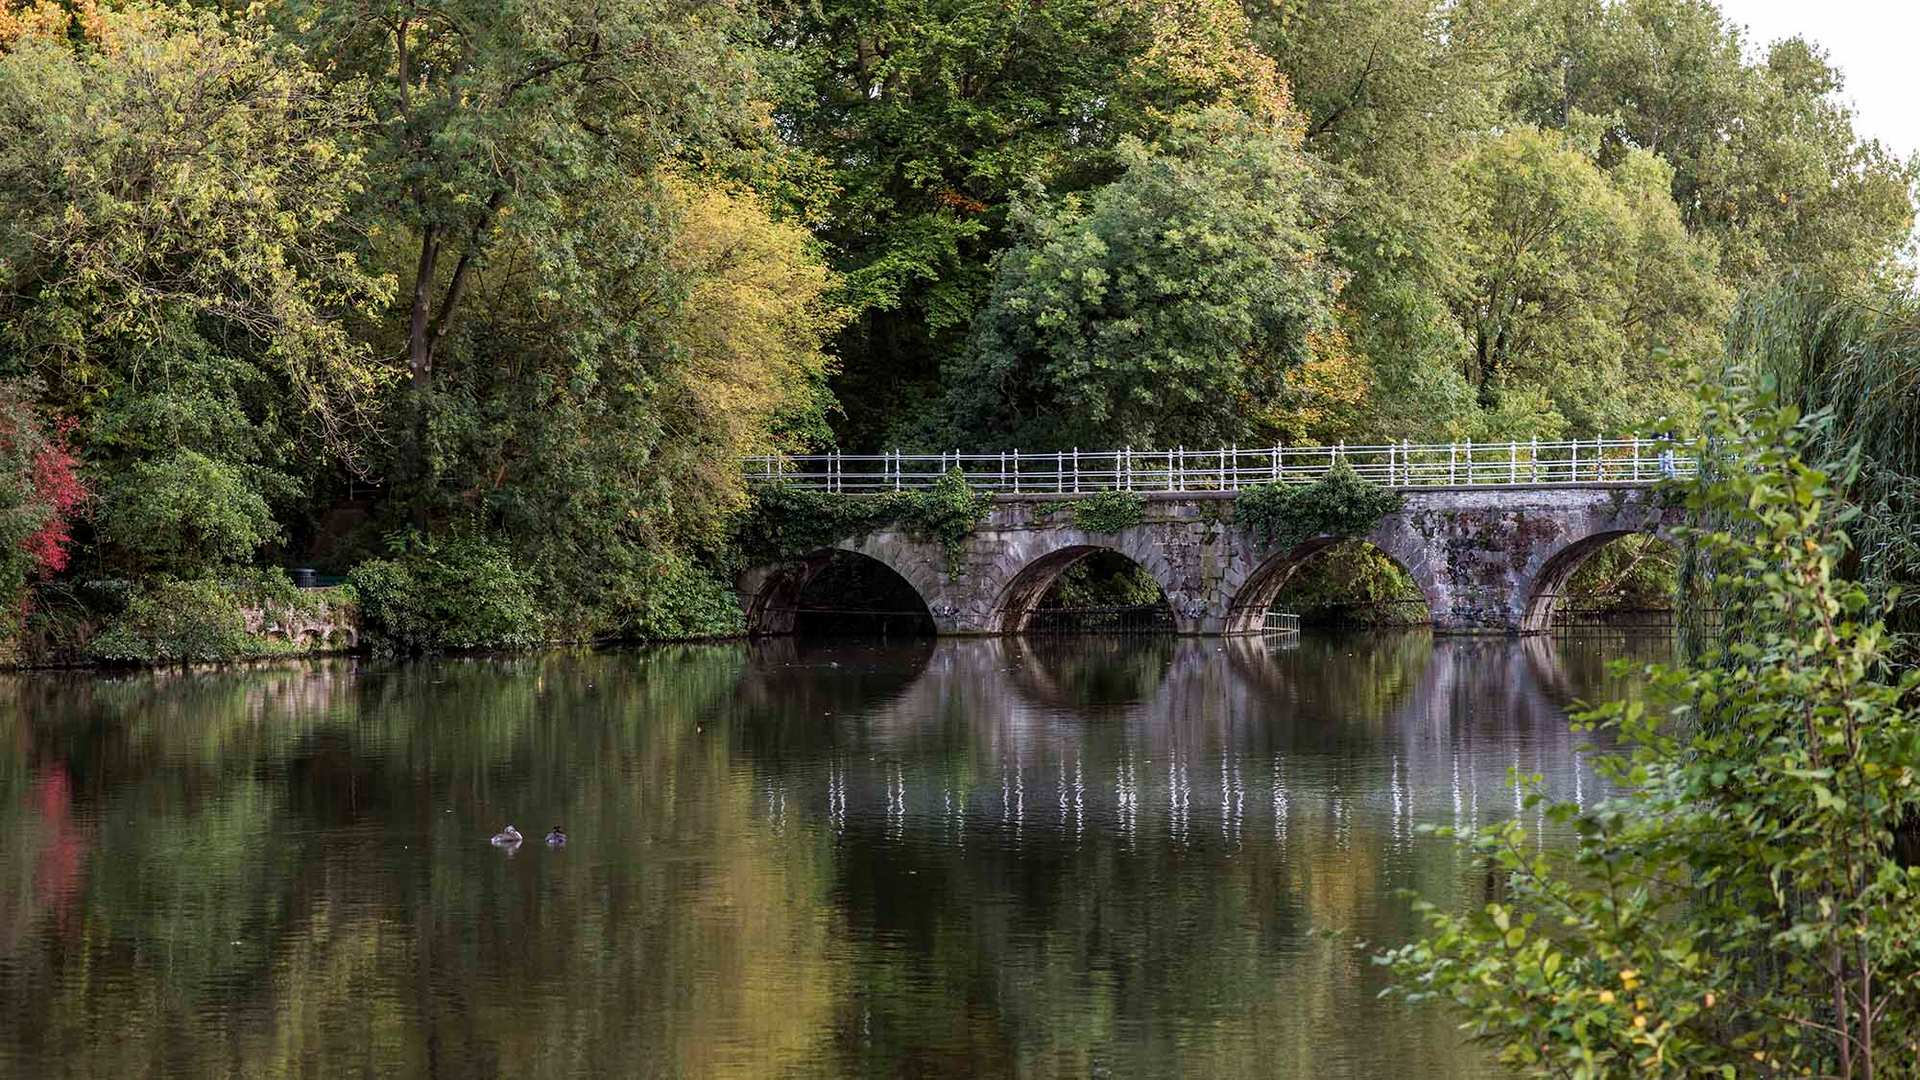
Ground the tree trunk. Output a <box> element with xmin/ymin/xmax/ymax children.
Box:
<box><xmin>409</xmin><ymin>226</ymin><xmax>439</xmax><ymax>390</ymax></box>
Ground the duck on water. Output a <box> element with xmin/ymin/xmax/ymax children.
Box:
<box><xmin>490</xmin><ymin>825</ymin><xmax>524</xmax><ymax>847</ymax></box>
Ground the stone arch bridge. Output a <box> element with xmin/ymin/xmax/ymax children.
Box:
<box><xmin>738</xmin><ymin>484</ymin><xmax>1681</xmax><ymax>637</ymax></box>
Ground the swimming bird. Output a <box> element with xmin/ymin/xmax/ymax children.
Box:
<box><xmin>545</xmin><ymin>826</ymin><xmax>567</xmax><ymax>847</ymax></box>
<box><xmin>490</xmin><ymin>825</ymin><xmax>524</xmax><ymax>846</ymax></box>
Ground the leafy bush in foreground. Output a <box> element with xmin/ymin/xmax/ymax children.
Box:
<box><xmin>1381</xmin><ymin>389</ymin><xmax>1920</xmax><ymax>1076</ymax></box>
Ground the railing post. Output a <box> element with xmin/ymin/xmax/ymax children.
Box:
<box><xmin>1072</xmin><ymin>447</ymin><xmax>1080</xmax><ymax>493</ymax></box>
<box><xmin>1403</xmin><ymin>440</ymin><xmax>1411</xmax><ymax>485</ymax></box>
<box><xmin>1123</xmin><ymin>447</ymin><xmax>1132</xmax><ymax>491</ymax></box>
<box><xmin>1012</xmin><ymin>449</ymin><xmax>1021</xmax><ymax>494</ymax></box>
<box><xmin>1271</xmin><ymin>444</ymin><xmax>1280</xmax><ymax>483</ymax></box>
<box><xmin>1509</xmin><ymin>440</ymin><xmax>1517</xmax><ymax>484</ymax></box>
<box><xmin>1176</xmin><ymin>447</ymin><xmax>1184</xmax><ymax>491</ymax></box>
<box><xmin>1633</xmin><ymin>435</ymin><xmax>1641</xmax><ymax>481</ymax></box>
<box><xmin>1057</xmin><ymin>450</ymin><xmax>1065</xmax><ymax>493</ymax></box>
<box><xmin>1448</xmin><ymin>442</ymin><xmax>1456</xmax><ymax>485</ymax></box>
<box><xmin>1569</xmin><ymin>439</ymin><xmax>1578</xmax><ymax>483</ymax></box>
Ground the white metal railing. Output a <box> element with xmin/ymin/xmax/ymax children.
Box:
<box><xmin>1262</xmin><ymin>611</ymin><xmax>1302</xmax><ymax>635</ymax></box>
<box><xmin>746</xmin><ymin>438</ymin><xmax>1695</xmax><ymax>493</ymax></box>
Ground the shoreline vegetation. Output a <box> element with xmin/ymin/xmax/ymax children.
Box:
<box><xmin>0</xmin><ymin>0</ymin><xmax>1912</xmax><ymax>667</ymax></box>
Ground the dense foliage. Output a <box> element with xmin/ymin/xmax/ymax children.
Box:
<box><xmin>1233</xmin><ymin>463</ymin><xmax>1403</xmax><ymax>552</ymax></box>
<box><xmin>1070</xmin><ymin>492</ymin><xmax>1148</xmax><ymax>535</ymax></box>
<box><xmin>349</xmin><ymin>536</ymin><xmax>544</xmax><ymax>654</ymax></box>
<box><xmin>1730</xmin><ymin>278</ymin><xmax>1920</xmax><ymax>633</ymax></box>
<box><xmin>0</xmin><ymin>0</ymin><xmax>1909</xmax><ymax>656</ymax></box>
<box><xmin>945</xmin><ymin>106</ymin><xmax>1342</xmax><ymax>448</ymax></box>
<box><xmin>1383</xmin><ymin>390</ymin><xmax>1920</xmax><ymax>1075</ymax></box>
<box><xmin>733</xmin><ymin>471</ymin><xmax>993</xmax><ymax>573</ymax></box>
<box><xmin>789</xmin><ymin>0</ymin><xmax>1912</xmax><ymax>448</ymax></box>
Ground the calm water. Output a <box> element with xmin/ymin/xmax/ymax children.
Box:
<box><xmin>0</xmin><ymin>632</ymin><xmax>1667</xmax><ymax>1078</ymax></box>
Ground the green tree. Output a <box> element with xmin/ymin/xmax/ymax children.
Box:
<box><xmin>1510</xmin><ymin>0</ymin><xmax>1916</xmax><ymax>287</ymax></box>
<box><xmin>946</xmin><ymin>105</ymin><xmax>1341</xmax><ymax>449</ymax></box>
<box><xmin>0</xmin><ymin>6</ymin><xmax>391</xmax><ymax>573</ymax></box>
<box><xmin>1448</xmin><ymin>128</ymin><xmax>1730</xmax><ymax>435</ymax></box>
<box><xmin>277</xmin><ymin>0</ymin><xmax>771</xmax><ymax>396</ymax></box>
<box><xmin>275</xmin><ymin>0</ymin><xmax>840</xmax><ymax>637</ymax></box>
<box><xmin>1246</xmin><ymin>0</ymin><xmax>1517</xmax><ymax>439</ymax></box>
<box><xmin>777</xmin><ymin>0</ymin><xmax>1290</xmax><ymax>447</ymax></box>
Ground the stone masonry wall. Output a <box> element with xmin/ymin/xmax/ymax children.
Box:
<box><xmin>740</xmin><ymin>485</ymin><xmax>1681</xmax><ymax>636</ymax></box>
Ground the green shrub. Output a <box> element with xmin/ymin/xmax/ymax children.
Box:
<box><xmin>624</xmin><ymin>555</ymin><xmax>745</xmax><ymax>640</ymax></box>
<box><xmin>1233</xmin><ymin>460</ymin><xmax>1402</xmax><ymax>550</ymax></box>
<box><xmin>82</xmin><ymin>570</ymin><xmax>352</xmax><ymax>664</ymax></box>
<box><xmin>98</xmin><ymin>450</ymin><xmax>279</xmax><ymax>576</ymax></box>
<box><xmin>1069</xmin><ymin>490</ymin><xmax>1146</xmax><ymax>533</ymax></box>
<box><xmin>349</xmin><ymin>536</ymin><xmax>542</xmax><ymax>653</ymax></box>
<box><xmin>892</xmin><ymin>469</ymin><xmax>994</xmax><ymax>569</ymax></box>
<box><xmin>88</xmin><ymin>576</ymin><xmax>262</xmax><ymax>663</ymax></box>
<box><xmin>734</xmin><ymin>468</ymin><xmax>993</xmax><ymax>574</ymax></box>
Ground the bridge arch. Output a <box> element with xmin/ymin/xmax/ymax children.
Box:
<box><xmin>1518</xmin><ymin>527</ymin><xmax>1676</xmax><ymax>633</ymax></box>
<box><xmin>1224</xmin><ymin>533</ymin><xmax>1439</xmax><ymax>634</ymax></box>
<box><xmin>989</xmin><ymin>542</ymin><xmax>1179</xmax><ymax>633</ymax></box>
<box><xmin>740</xmin><ymin>545</ymin><xmax>938</xmax><ymax>637</ymax></box>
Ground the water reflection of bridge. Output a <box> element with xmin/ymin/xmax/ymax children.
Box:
<box><xmin>735</xmin><ymin>633</ymin><xmax>1669</xmax><ymax>848</ymax></box>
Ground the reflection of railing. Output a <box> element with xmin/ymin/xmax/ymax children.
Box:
<box><xmin>1550</xmin><ymin>606</ymin><xmax>1678</xmax><ymax>632</ymax></box>
<box><xmin>1023</xmin><ymin>605</ymin><xmax>1176</xmax><ymax>635</ymax></box>
<box><xmin>748</xmin><ymin>438</ymin><xmax>1695</xmax><ymax>493</ymax></box>
<box><xmin>1261</xmin><ymin>611</ymin><xmax>1301</xmax><ymax>635</ymax></box>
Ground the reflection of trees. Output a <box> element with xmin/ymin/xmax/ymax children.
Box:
<box><xmin>0</xmin><ymin>632</ymin><xmax>1666</xmax><ymax>1077</ymax></box>
<box><xmin>0</xmin><ymin>647</ymin><xmax>857</xmax><ymax>1077</ymax></box>
<box><xmin>1004</xmin><ymin>634</ymin><xmax>1176</xmax><ymax>715</ymax></box>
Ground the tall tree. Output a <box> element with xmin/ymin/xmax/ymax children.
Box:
<box><xmin>946</xmin><ymin>105</ymin><xmax>1341</xmax><ymax>449</ymax></box>
<box><xmin>270</xmin><ymin>0</ymin><xmax>842</xmax><ymax>633</ymax></box>
<box><xmin>1448</xmin><ymin>128</ymin><xmax>1731</xmax><ymax>436</ymax></box>
<box><xmin>279</xmin><ymin>0</ymin><xmax>772</xmax><ymax>395</ymax></box>
<box><xmin>777</xmin><ymin>0</ymin><xmax>1289</xmax><ymax>447</ymax></box>
<box><xmin>1510</xmin><ymin>0</ymin><xmax>1916</xmax><ymax>286</ymax></box>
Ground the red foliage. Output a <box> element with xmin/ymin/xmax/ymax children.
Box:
<box><xmin>22</xmin><ymin>418</ymin><xmax>86</xmax><ymax>576</ymax></box>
